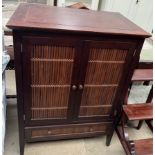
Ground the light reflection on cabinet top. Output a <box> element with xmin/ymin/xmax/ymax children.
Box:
<box><xmin>6</xmin><ymin>3</ymin><xmax>151</xmax><ymax>38</ymax></box>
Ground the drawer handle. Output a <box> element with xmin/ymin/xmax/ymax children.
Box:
<box><xmin>47</xmin><ymin>131</ymin><xmax>52</xmax><ymax>134</ymax></box>
<box><xmin>72</xmin><ymin>85</ymin><xmax>77</xmax><ymax>90</ymax></box>
<box><xmin>79</xmin><ymin>85</ymin><xmax>83</xmax><ymax>90</ymax></box>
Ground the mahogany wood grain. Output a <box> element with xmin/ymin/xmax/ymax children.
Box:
<box><xmin>31</xmin><ymin>123</ymin><xmax>107</xmax><ymax>137</ymax></box>
<box><xmin>134</xmin><ymin>139</ymin><xmax>153</xmax><ymax>155</ymax></box>
<box><xmin>123</xmin><ymin>104</ymin><xmax>153</xmax><ymax>121</ymax></box>
<box><xmin>131</xmin><ymin>69</ymin><xmax>153</xmax><ymax>81</ymax></box>
<box><xmin>138</xmin><ymin>61</ymin><xmax>153</xmax><ymax>69</ymax></box>
<box><xmin>6</xmin><ymin>3</ymin><xmax>151</xmax><ymax>37</ymax></box>
<box><xmin>116</xmin><ymin>123</ymin><xmax>153</xmax><ymax>155</ymax></box>
<box><xmin>25</xmin><ymin>122</ymin><xmax>111</xmax><ymax>142</ymax></box>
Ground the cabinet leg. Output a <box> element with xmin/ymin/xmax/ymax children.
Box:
<box><xmin>18</xmin><ymin>124</ymin><xmax>25</xmax><ymax>155</ymax></box>
<box><xmin>106</xmin><ymin>134</ymin><xmax>112</xmax><ymax>146</ymax></box>
<box><xmin>19</xmin><ymin>142</ymin><xmax>25</xmax><ymax>155</ymax></box>
<box><xmin>106</xmin><ymin>122</ymin><xmax>116</xmax><ymax>146</ymax></box>
<box><xmin>137</xmin><ymin>120</ymin><xmax>143</xmax><ymax>130</ymax></box>
<box><xmin>106</xmin><ymin>128</ymin><xmax>115</xmax><ymax>146</ymax></box>
<box><xmin>106</xmin><ymin>109</ymin><xmax>123</xmax><ymax>146</ymax></box>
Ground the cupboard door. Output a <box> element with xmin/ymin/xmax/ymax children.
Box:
<box><xmin>22</xmin><ymin>36</ymin><xmax>80</xmax><ymax>125</ymax></box>
<box><xmin>78</xmin><ymin>40</ymin><xmax>136</xmax><ymax>119</ymax></box>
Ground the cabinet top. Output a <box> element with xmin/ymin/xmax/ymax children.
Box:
<box><xmin>6</xmin><ymin>3</ymin><xmax>151</xmax><ymax>38</ymax></box>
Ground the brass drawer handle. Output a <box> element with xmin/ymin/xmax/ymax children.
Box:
<box><xmin>72</xmin><ymin>85</ymin><xmax>77</xmax><ymax>90</ymax></box>
<box><xmin>79</xmin><ymin>84</ymin><xmax>83</xmax><ymax>90</ymax></box>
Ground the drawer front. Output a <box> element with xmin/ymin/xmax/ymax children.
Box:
<box><xmin>25</xmin><ymin>122</ymin><xmax>111</xmax><ymax>141</ymax></box>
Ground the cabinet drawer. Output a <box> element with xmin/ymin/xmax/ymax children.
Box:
<box><xmin>25</xmin><ymin>122</ymin><xmax>111</xmax><ymax>142</ymax></box>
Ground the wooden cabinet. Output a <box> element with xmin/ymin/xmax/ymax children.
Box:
<box><xmin>6</xmin><ymin>3</ymin><xmax>150</xmax><ymax>155</ymax></box>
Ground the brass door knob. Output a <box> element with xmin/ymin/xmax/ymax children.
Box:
<box><xmin>79</xmin><ymin>84</ymin><xmax>83</xmax><ymax>90</ymax></box>
<box><xmin>72</xmin><ymin>85</ymin><xmax>77</xmax><ymax>90</ymax></box>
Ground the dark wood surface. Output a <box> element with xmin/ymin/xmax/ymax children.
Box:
<box><xmin>25</xmin><ymin>122</ymin><xmax>110</xmax><ymax>142</ymax></box>
<box><xmin>123</xmin><ymin>104</ymin><xmax>153</xmax><ymax>121</ymax></box>
<box><xmin>138</xmin><ymin>61</ymin><xmax>153</xmax><ymax>69</ymax></box>
<box><xmin>131</xmin><ymin>69</ymin><xmax>153</xmax><ymax>81</ymax></box>
<box><xmin>54</xmin><ymin>0</ymin><xmax>57</xmax><ymax>6</ymax></box>
<box><xmin>116</xmin><ymin>104</ymin><xmax>153</xmax><ymax>155</ymax></box>
<box><xmin>116</xmin><ymin>122</ymin><xmax>153</xmax><ymax>155</ymax></box>
<box><xmin>128</xmin><ymin>63</ymin><xmax>153</xmax><ymax>130</ymax></box>
<box><xmin>137</xmin><ymin>85</ymin><xmax>153</xmax><ymax>130</ymax></box>
<box><xmin>13</xmin><ymin>31</ymin><xmax>25</xmax><ymax>155</ymax></box>
<box><xmin>134</xmin><ymin>139</ymin><xmax>153</xmax><ymax>155</ymax></box>
<box><xmin>8</xmin><ymin>4</ymin><xmax>150</xmax><ymax>155</ymax></box>
<box><xmin>6</xmin><ymin>3</ymin><xmax>151</xmax><ymax>37</ymax></box>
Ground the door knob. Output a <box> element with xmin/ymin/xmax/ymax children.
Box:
<box><xmin>72</xmin><ymin>85</ymin><xmax>77</xmax><ymax>90</ymax></box>
<box><xmin>79</xmin><ymin>84</ymin><xmax>83</xmax><ymax>90</ymax></box>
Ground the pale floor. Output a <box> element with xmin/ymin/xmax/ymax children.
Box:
<box><xmin>4</xmin><ymin>70</ymin><xmax>153</xmax><ymax>155</ymax></box>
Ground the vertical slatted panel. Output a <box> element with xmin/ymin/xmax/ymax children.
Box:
<box><xmin>79</xmin><ymin>106</ymin><xmax>112</xmax><ymax>116</ymax></box>
<box><xmin>85</xmin><ymin>63</ymin><xmax>124</xmax><ymax>84</ymax></box>
<box><xmin>31</xmin><ymin>86</ymin><xmax>70</xmax><ymax>108</ymax></box>
<box><xmin>81</xmin><ymin>86</ymin><xmax>117</xmax><ymax>106</ymax></box>
<box><xmin>31</xmin><ymin>45</ymin><xmax>75</xmax><ymax>119</ymax></box>
<box><xmin>31</xmin><ymin>60</ymin><xmax>73</xmax><ymax>85</ymax></box>
<box><xmin>79</xmin><ymin>48</ymin><xmax>128</xmax><ymax>117</ymax></box>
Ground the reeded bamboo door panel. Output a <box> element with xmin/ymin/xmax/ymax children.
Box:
<box><xmin>78</xmin><ymin>41</ymin><xmax>136</xmax><ymax>118</ymax></box>
<box><xmin>22</xmin><ymin>36</ymin><xmax>81</xmax><ymax>124</ymax></box>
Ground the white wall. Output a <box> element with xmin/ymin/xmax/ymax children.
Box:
<box><xmin>99</xmin><ymin>0</ymin><xmax>153</xmax><ymax>33</ymax></box>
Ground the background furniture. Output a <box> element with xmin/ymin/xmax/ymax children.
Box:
<box><xmin>6</xmin><ymin>3</ymin><xmax>150</xmax><ymax>155</ymax></box>
<box><xmin>117</xmin><ymin>104</ymin><xmax>153</xmax><ymax>155</ymax></box>
<box><xmin>116</xmin><ymin>67</ymin><xmax>153</xmax><ymax>155</ymax></box>
<box><xmin>2</xmin><ymin>34</ymin><xmax>10</xmax><ymax>154</ymax></box>
<box><xmin>67</xmin><ymin>2</ymin><xmax>89</xmax><ymax>9</ymax></box>
<box><xmin>56</xmin><ymin>0</ymin><xmax>99</xmax><ymax>10</ymax></box>
<box><xmin>129</xmin><ymin>68</ymin><xmax>153</xmax><ymax>131</ymax></box>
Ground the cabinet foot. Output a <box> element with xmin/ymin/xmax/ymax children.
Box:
<box><xmin>106</xmin><ymin>133</ymin><xmax>113</xmax><ymax>146</ymax></box>
<box><xmin>19</xmin><ymin>140</ymin><xmax>25</xmax><ymax>155</ymax></box>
